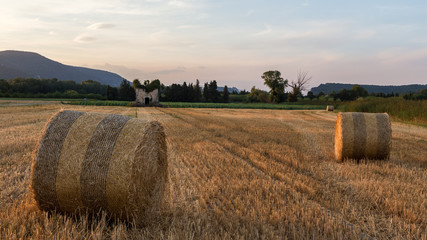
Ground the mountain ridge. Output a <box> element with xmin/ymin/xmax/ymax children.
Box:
<box><xmin>310</xmin><ymin>83</ymin><xmax>427</xmax><ymax>95</ymax></box>
<box><xmin>0</xmin><ymin>50</ymin><xmax>125</xmax><ymax>87</ymax></box>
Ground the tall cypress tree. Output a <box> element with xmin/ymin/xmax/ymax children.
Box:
<box><xmin>223</xmin><ymin>85</ymin><xmax>229</xmax><ymax>103</ymax></box>
<box><xmin>208</xmin><ymin>80</ymin><xmax>220</xmax><ymax>103</ymax></box>
<box><xmin>119</xmin><ymin>79</ymin><xmax>135</xmax><ymax>101</ymax></box>
<box><xmin>203</xmin><ymin>83</ymin><xmax>209</xmax><ymax>102</ymax></box>
<box><xmin>194</xmin><ymin>79</ymin><xmax>202</xmax><ymax>102</ymax></box>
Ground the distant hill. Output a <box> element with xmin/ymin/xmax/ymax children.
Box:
<box><xmin>217</xmin><ymin>86</ymin><xmax>240</xmax><ymax>93</ymax></box>
<box><xmin>310</xmin><ymin>83</ymin><xmax>427</xmax><ymax>95</ymax></box>
<box><xmin>0</xmin><ymin>50</ymin><xmax>125</xmax><ymax>87</ymax></box>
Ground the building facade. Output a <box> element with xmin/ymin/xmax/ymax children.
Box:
<box><xmin>135</xmin><ymin>88</ymin><xmax>159</xmax><ymax>105</ymax></box>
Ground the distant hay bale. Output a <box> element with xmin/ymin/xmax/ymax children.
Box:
<box><xmin>31</xmin><ymin>110</ymin><xmax>168</xmax><ymax>221</ymax></box>
<box><xmin>327</xmin><ymin>105</ymin><xmax>334</xmax><ymax>111</ymax></box>
<box><xmin>334</xmin><ymin>112</ymin><xmax>391</xmax><ymax>162</ymax></box>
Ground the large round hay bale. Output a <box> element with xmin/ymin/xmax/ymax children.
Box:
<box><xmin>326</xmin><ymin>105</ymin><xmax>334</xmax><ymax>111</ymax></box>
<box><xmin>31</xmin><ymin>110</ymin><xmax>168</xmax><ymax>221</ymax></box>
<box><xmin>334</xmin><ymin>112</ymin><xmax>391</xmax><ymax>162</ymax></box>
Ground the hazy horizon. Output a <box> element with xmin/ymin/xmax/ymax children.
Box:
<box><xmin>1</xmin><ymin>0</ymin><xmax>427</xmax><ymax>91</ymax></box>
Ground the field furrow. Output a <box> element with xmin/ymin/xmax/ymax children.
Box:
<box><xmin>1</xmin><ymin>104</ymin><xmax>426</xmax><ymax>239</ymax></box>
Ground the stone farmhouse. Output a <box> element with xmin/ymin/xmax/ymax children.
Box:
<box><xmin>135</xmin><ymin>88</ymin><xmax>159</xmax><ymax>105</ymax></box>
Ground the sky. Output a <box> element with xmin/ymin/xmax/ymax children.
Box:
<box><xmin>1</xmin><ymin>0</ymin><xmax>427</xmax><ymax>91</ymax></box>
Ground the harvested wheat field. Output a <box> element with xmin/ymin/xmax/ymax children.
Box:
<box><xmin>0</xmin><ymin>102</ymin><xmax>426</xmax><ymax>239</ymax></box>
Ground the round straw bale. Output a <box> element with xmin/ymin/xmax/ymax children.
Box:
<box><xmin>31</xmin><ymin>110</ymin><xmax>168</xmax><ymax>221</ymax></box>
<box><xmin>326</xmin><ymin>105</ymin><xmax>334</xmax><ymax>111</ymax></box>
<box><xmin>334</xmin><ymin>112</ymin><xmax>391</xmax><ymax>162</ymax></box>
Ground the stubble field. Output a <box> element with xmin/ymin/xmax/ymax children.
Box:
<box><xmin>0</xmin><ymin>102</ymin><xmax>426</xmax><ymax>239</ymax></box>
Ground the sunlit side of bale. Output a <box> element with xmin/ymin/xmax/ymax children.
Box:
<box><xmin>334</xmin><ymin>112</ymin><xmax>391</xmax><ymax>162</ymax></box>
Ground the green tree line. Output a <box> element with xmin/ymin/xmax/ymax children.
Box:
<box><xmin>2</xmin><ymin>76</ymin><xmax>424</xmax><ymax>103</ymax></box>
<box><xmin>135</xmin><ymin>79</ymin><xmax>231</xmax><ymax>103</ymax></box>
<box><xmin>0</xmin><ymin>78</ymin><xmax>110</xmax><ymax>99</ymax></box>
<box><xmin>307</xmin><ymin>86</ymin><xmax>427</xmax><ymax>102</ymax></box>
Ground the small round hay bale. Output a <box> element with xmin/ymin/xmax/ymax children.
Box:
<box><xmin>31</xmin><ymin>110</ymin><xmax>168</xmax><ymax>221</ymax></box>
<box><xmin>334</xmin><ymin>112</ymin><xmax>391</xmax><ymax>162</ymax></box>
<box><xmin>326</xmin><ymin>105</ymin><xmax>334</xmax><ymax>111</ymax></box>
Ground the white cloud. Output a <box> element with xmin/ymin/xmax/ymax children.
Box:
<box><xmin>353</xmin><ymin>29</ymin><xmax>376</xmax><ymax>40</ymax></box>
<box><xmin>74</xmin><ymin>34</ymin><xmax>97</xmax><ymax>43</ymax></box>
<box><xmin>254</xmin><ymin>24</ymin><xmax>272</xmax><ymax>36</ymax></box>
<box><xmin>149</xmin><ymin>31</ymin><xmax>169</xmax><ymax>41</ymax></box>
<box><xmin>22</xmin><ymin>1</ymin><xmax>116</xmax><ymax>15</ymax></box>
<box><xmin>168</xmin><ymin>0</ymin><xmax>193</xmax><ymax>8</ymax></box>
<box><xmin>377</xmin><ymin>47</ymin><xmax>427</xmax><ymax>65</ymax></box>
<box><xmin>94</xmin><ymin>63</ymin><xmax>147</xmax><ymax>80</ymax></box>
<box><xmin>96</xmin><ymin>8</ymin><xmax>155</xmax><ymax>16</ymax></box>
<box><xmin>88</xmin><ymin>22</ymin><xmax>115</xmax><ymax>30</ymax></box>
<box><xmin>176</xmin><ymin>25</ymin><xmax>197</xmax><ymax>29</ymax></box>
<box><xmin>153</xmin><ymin>66</ymin><xmax>186</xmax><ymax>75</ymax></box>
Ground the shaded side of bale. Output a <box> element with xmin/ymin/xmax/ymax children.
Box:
<box><xmin>31</xmin><ymin>110</ymin><xmax>168</xmax><ymax>222</ymax></box>
<box><xmin>327</xmin><ymin>105</ymin><xmax>334</xmax><ymax>111</ymax></box>
<box><xmin>31</xmin><ymin>110</ymin><xmax>85</xmax><ymax>211</ymax></box>
<box><xmin>334</xmin><ymin>112</ymin><xmax>391</xmax><ymax>162</ymax></box>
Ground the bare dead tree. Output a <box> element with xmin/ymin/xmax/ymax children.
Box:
<box><xmin>289</xmin><ymin>70</ymin><xmax>312</xmax><ymax>102</ymax></box>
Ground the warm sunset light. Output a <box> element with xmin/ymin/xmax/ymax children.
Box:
<box><xmin>1</xmin><ymin>2</ymin><xmax>426</xmax><ymax>239</ymax></box>
<box><xmin>1</xmin><ymin>0</ymin><xmax>426</xmax><ymax>90</ymax></box>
